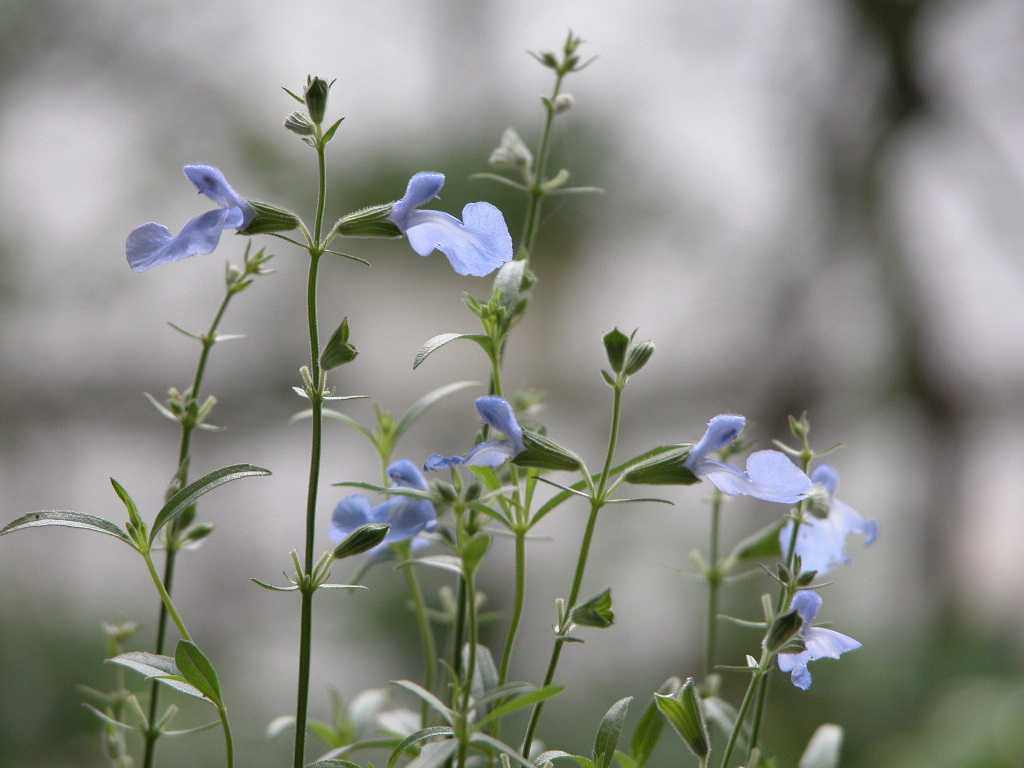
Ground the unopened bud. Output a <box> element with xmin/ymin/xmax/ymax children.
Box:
<box><xmin>304</xmin><ymin>76</ymin><xmax>330</xmax><ymax>124</ymax></box>
<box><xmin>552</xmin><ymin>93</ymin><xmax>575</xmax><ymax>114</ymax></box>
<box><xmin>284</xmin><ymin>111</ymin><xmax>315</xmax><ymax>136</ymax></box>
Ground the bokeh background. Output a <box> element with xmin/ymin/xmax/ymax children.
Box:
<box><xmin>2</xmin><ymin>1</ymin><xmax>1024</xmax><ymax>765</ymax></box>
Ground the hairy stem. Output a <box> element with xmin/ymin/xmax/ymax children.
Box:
<box><xmin>720</xmin><ymin>668</ymin><xmax>764</xmax><ymax>768</ymax></box>
<box><xmin>705</xmin><ymin>489</ymin><xmax>723</xmax><ymax>675</ymax></box>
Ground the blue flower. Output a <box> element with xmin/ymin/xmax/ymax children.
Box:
<box><xmin>684</xmin><ymin>414</ymin><xmax>812</xmax><ymax>504</ymax></box>
<box><xmin>389</xmin><ymin>172</ymin><xmax>513</xmax><ymax>277</ymax></box>
<box><xmin>780</xmin><ymin>465</ymin><xmax>879</xmax><ymax>575</ymax></box>
<box><xmin>424</xmin><ymin>396</ymin><xmax>525</xmax><ymax>471</ymax></box>
<box><xmin>776</xmin><ymin>591</ymin><xmax>861</xmax><ymax>690</ymax></box>
<box><xmin>126</xmin><ymin>165</ymin><xmax>253</xmax><ymax>272</ymax></box>
<box><xmin>330</xmin><ymin>460</ymin><xmax>437</xmax><ymax>553</ymax></box>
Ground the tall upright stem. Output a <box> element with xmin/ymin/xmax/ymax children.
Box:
<box><xmin>293</xmin><ymin>135</ymin><xmax>328</xmax><ymax>768</ymax></box>
<box><xmin>497</xmin><ymin>531</ymin><xmax>527</xmax><ymax>686</ymax></box>
<box><xmin>143</xmin><ymin>288</ymin><xmax>233</xmax><ymax>768</ymax></box>
<box><xmin>456</xmin><ymin>569</ymin><xmax>479</xmax><ymax>768</ymax></box>
<box><xmin>719</xmin><ymin>667</ymin><xmax>764</xmax><ymax>768</ymax></box>
<box><xmin>705</xmin><ymin>489</ymin><xmax>723</xmax><ymax>675</ymax></box>
<box><xmin>519</xmin><ymin>72</ymin><xmax>565</xmax><ymax>260</ymax></box>
<box><xmin>521</xmin><ymin>384</ymin><xmax>623</xmax><ymax>756</ymax></box>
<box><xmin>402</xmin><ymin>557</ymin><xmax>438</xmax><ymax>724</ymax></box>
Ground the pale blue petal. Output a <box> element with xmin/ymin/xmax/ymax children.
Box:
<box><xmin>790</xmin><ymin>590</ymin><xmax>823</xmax><ymax>624</ymax></box>
<box><xmin>475</xmin><ymin>396</ymin><xmax>524</xmax><ymax>453</ymax></box>
<box><xmin>777</xmin><ymin>652</ymin><xmax>814</xmax><ymax>690</ymax></box>
<box><xmin>382</xmin><ymin>498</ymin><xmax>437</xmax><ymax>545</ymax></box>
<box><xmin>424</xmin><ymin>453</ymin><xmax>464</xmax><ymax>472</ymax></box>
<box><xmin>685</xmin><ymin>414</ymin><xmax>746</xmax><ymax>468</ymax></box>
<box><xmin>330</xmin><ymin>494</ymin><xmax>374</xmax><ymax>544</ymax></box>
<box><xmin>834</xmin><ymin>498</ymin><xmax>879</xmax><ymax>546</ymax></box>
<box><xmin>126</xmin><ymin>207</ymin><xmax>238</xmax><ymax>272</ymax></box>
<box><xmin>781</xmin><ymin>516</ymin><xmax>847</xmax><ymax>575</ymax></box>
<box><xmin>387</xmin><ymin>459</ymin><xmax>429</xmax><ymax>491</ymax></box>
<box><xmin>810</xmin><ymin>464</ymin><xmax>839</xmax><ymax>497</ymax></box>
<box><xmin>803</xmin><ymin>627</ymin><xmax>861</xmax><ymax>661</ymax></box>
<box><xmin>697</xmin><ymin>450</ymin><xmax>810</xmax><ymax>505</ymax></box>
<box><xmin>390</xmin><ymin>172</ymin><xmax>445</xmax><ymax>230</ymax></box>
<box><xmin>184</xmin><ymin>164</ymin><xmax>247</xmax><ymax>209</ymax></box>
<box><xmin>463</xmin><ymin>440</ymin><xmax>517</xmax><ymax>468</ymax></box>
<box><xmin>402</xmin><ymin>205</ymin><xmax>513</xmax><ymax>277</ymax></box>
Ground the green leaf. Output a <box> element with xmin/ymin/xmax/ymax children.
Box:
<box><xmin>144</xmin><ymin>391</ymin><xmax>180</xmax><ymax>422</ymax></box>
<box><xmin>333</xmin><ymin>522</ymin><xmax>390</xmax><ymax>559</ymax></box>
<box><xmin>251</xmin><ymin>578</ymin><xmax>300</xmax><ymax>593</ymax></box>
<box><xmin>613</xmin><ymin>751</ymin><xmax>637</xmax><ymax>768</ymax></box>
<box><xmin>630</xmin><ymin>695</ymin><xmax>665</xmax><ymax>768</ymax></box>
<box><xmin>106</xmin><ymin>652</ymin><xmax>210</xmax><ymax>702</ymax></box>
<box><xmin>622</xmin><ymin>447</ymin><xmax>698</xmax><ymax>486</ymax></box>
<box><xmin>471</xmin><ymin>732</ymin><xmax>536</xmax><ymax>768</ymax></box>
<box><xmin>321</xmin><ymin>116</ymin><xmax>345</xmax><ymax>144</ymax></box>
<box><xmin>162</xmin><ymin>720</ymin><xmax>222</xmax><ymax>737</ymax></box>
<box><xmin>594</xmin><ymin>697</ymin><xmax>633</xmax><ymax>768</ymax></box>
<box><xmin>571</xmin><ymin>589</ymin><xmax>614</xmax><ymax>629</ymax></box>
<box><xmin>413</xmin><ymin>333</ymin><xmax>491</xmax><ymax>370</ymax></box>
<box><xmin>174</xmin><ymin>640</ymin><xmax>222</xmax><ymax>705</ymax></box>
<box><xmin>308</xmin><ymin>761</ymin><xmax>364</xmax><ymax>768</ymax></box>
<box><xmin>462</xmin><ymin>643</ymin><xmax>499</xmax><ymax>702</ymax></box>
<box><xmin>150</xmin><ymin>463</ymin><xmax>271</xmax><ymax>543</ymax></box>
<box><xmin>727</xmin><ymin>519</ymin><xmax>785</xmax><ymax>563</ymax></box>
<box><xmin>0</xmin><ymin>510</ymin><xmax>133</xmax><ymax>547</ymax></box>
<box><xmin>602</xmin><ymin>328</ymin><xmax>629</xmax><ymax>373</ymax></box>
<box><xmin>476</xmin><ymin>686</ymin><xmax>563</xmax><ymax>728</ymax></box>
<box><xmin>321</xmin><ymin>317</ymin><xmax>359</xmax><ymax>370</ymax></box>
<box><xmin>386</xmin><ymin>726</ymin><xmax>456</xmax><ymax>768</ymax></box>
<box><xmin>332</xmin><ymin>481</ymin><xmax>433</xmax><ymax>501</ymax></box>
<box><xmin>492</xmin><ymin>260</ymin><xmax>529</xmax><ymax>309</ymax></box>
<box><xmin>109</xmin><ymin>478</ymin><xmax>142</xmax><ymax>527</ymax></box>
<box><xmin>394</xmin><ymin>380</ymin><xmax>479</xmax><ymax>442</ymax></box>
<box><xmin>461</xmin><ymin>533</ymin><xmax>491</xmax><ymax>575</ymax></box>
<box><xmin>655</xmin><ymin>678</ymin><xmax>709</xmax><ymax>761</ymax></box>
<box><xmin>799</xmin><ymin>724</ymin><xmax>843</xmax><ymax>768</ymax></box>
<box><xmin>82</xmin><ymin>703</ymin><xmax>136</xmax><ymax>732</ymax></box>
<box><xmin>533</xmin><ymin>751</ymin><xmax>591</xmax><ymax>768</ymax></box>
<box><xmin>406</xmin><ymin>739</ymin><xmax>458</xmax><ymax>768</ymax></box>
<box><xmin>390</xmin><ymin>680</ymin><xmax>454</xmax><ymax>725</ymax></box>
<box><xmin>513</xmin><ymin>430</ymin><xmax>583</xmax><ymax>472</ymax></box>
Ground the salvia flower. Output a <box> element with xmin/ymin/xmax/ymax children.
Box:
<box><xmin>126</xmin><ymin>165</ymin><xmax>253</xmax><ymax>272</ymax></box>
<box><xmin>776</xmin><ymin>591</ymin><xmax>861</xmax><ymax>690</ymax></box>
<box><xmin>780</xmin><ymin>465</ymin><xmax>879</xmax><ymax>575</ymax></box>
<box><xmin>330</xmin><ymin>460</ymin><xmax>436</xmax><ymax>554</ymax></box>
<box><xmin>388</xmin><ymin>172</ymin><xmax>513</xmax><ymax>277</ymax></box>
<box><xmin>684</xmin><ymin>414</ymin><xmax>812</xmax><ymax>504</ymax></box>
<box><xmin>424</xmin><ymin>396</ymin><xmax>525</xmax><ymax>471</ymax></box>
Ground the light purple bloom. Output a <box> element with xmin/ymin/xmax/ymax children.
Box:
<box><xmin>776</xmin><ymin>591</ymin><xmax>861</xmax><ymax>690</ymax></box>
<box><xmin>126</xmin><ymin>165</ymin><xmax>253</xmax><ymax>272</ymax></box>
<box><xmin>330</xmin><ymin>460</ymin><xmax>436</xmax><ymax>553</ymax></box>
<box><xmin>780</xmin><ymin>465</ymin><xmax>879</xmax><ymax>575</ymax></box>
<box><xmin>684</xmin><ymin>414</ymin><xmax>812</xmax><ymax>504</ymax></box>
<box><xmin>389</xmin><ymin>172</ymin><xmax>513</xmax><ymax>277</ymax></box>
<box><xmin>424</xmin><ymin>396</ymin><xmax>525</xmax><ymax>471</ymax></box>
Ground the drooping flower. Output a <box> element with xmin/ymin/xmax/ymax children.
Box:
<box><xmin>330</xmin><ymin>460</ymin><xmax>436</xmax><ymax>553</ymax></box>
<box><xmin>424</xmin><ymin>396</ymin><xmax>525</xmax><ymax>471</ymax></box>
<box><xmin>126</xmin><ymin>165</ymin><xmax>254</xmax><ymax>272</ymax></box>
<box><xmin>684</xmin><ymin>414</ymin><xmax>812</xmax><ymax>504</ymax></box>
<box><xmin>388</xmin><ymin>172</ymin><xmax>513</xmax><ymax>277</ymax></box>
<box><xmin>780</xmin><ymin>464</ymin><xmax>879</xmax><ymax>576</ymax></box>
<box><xmin>776</xmin><ymin>591</ymin><xmax>861</xmax><ymax>690</ymax></box>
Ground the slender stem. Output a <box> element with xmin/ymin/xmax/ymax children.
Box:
<box><xmin>142</xmin><ymin>549</ymin><xmax>191</xmax><ymax>642</ymax></box>
<box><xmin>497</xmin><ymin>531</ymin><xmax>527</xmax><ymax>686</ymax></box>
<box><xmin>519</xmin><ymin>72</ymin><xmax>565</xmax><ymax>260</ymax></box>
<box><xmin>705</xmin><ymin>489</ymin><xmax>723</xmax><ymax>675</ymax></box>
<box><xmin>719</xmin><ymin>669</ymin><xmax>764</xmax><ymax>768</ymax></box>
<box><xmin>521</xmin><ymin>383</ymin><xmax>624</xmax><ymax>756</ymax></box>
<box><xmin>143</xmin><ymin>288</ymin><xmax>235</xmax><ymax>768</ymax></box>
<box><xmin>293</xmin><ymin>132</ymin><xmax>329</xmax><ymax>768</ymax></box>
<box><xmin>218</xmin><ymin>706</ymin><xmax>235</xmax><ymax>768</ymax></box>
<box><xmin>451</xmin><ymin>575</ymin><xmax>467</xmax><ymax>694</ymax></box>
<box><xmin>403</xmin><ymin>559</ymin><xmax>438</xmax><ymax>724</ymax></box>
<box><xmin>745</xmin><ymin>453</ymin><xmax>813</xmax><ymax>758</ymax></box>
<box><xmin>456</xmin><ymin>572</ymin><xmax>479</xmax><ymax>768</ymax></box>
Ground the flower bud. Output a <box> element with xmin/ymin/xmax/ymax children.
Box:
<box><xmin>602</xmin><ymin>327</ymin><xmax>629</xmax><ymax>373</ymax></box>
<box><xmin>434</xmin><ymin>481</ymin><xmax>457</xmax><ymax>503</ymax></box>
<box><xmin>623</xmin><ymin>446</ymin><xmax>699</xmax><ymax>486</ymax></box>
<box><xmin>284</xmin><ymin>111</ymin><xmax>315</xmax><ymax>136</ymax></box>
<box><xmin>304</xmin><ymin>76</ymin><xmax>330</xmax><ymax>124</ymax></box>
<box><xmin>489</xmin><ymin>127</ymin><xmax>533</xmax><ymax>172</ymax></box>
<box><xmin>797</xmin><ymin>570</ymin><xmax>818</xmax><ymax>586</ymax></box>
<box><xmin>237</xmin><ymin>201</ymin><xmax>301</xmax><ymax>235</ymax></box>
<box><xmin>570</xmin><ymin>588</ymin><xmax>614</xmax><ymax>628</ymax></box>
<box><xmin>807</xmin><ymin>485</ymin><xmax>831</xmax><ymax>519</ymax></box>
<box><xmin>333</xmin><ymin>522</ymin><xmax>389</xmax><ymax>559</ymax></box>
<box><xmin>552</xmin><ymin>93</ymin><xmax>575</xmax><ymax>114</ymax></box>
<box><xmin>624</xmin><ymin>341</ymin><xmax>655</xmax><ymax>375</ymax></box>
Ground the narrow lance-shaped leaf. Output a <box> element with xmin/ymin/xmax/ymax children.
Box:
<box><xmin>0</xmin><ymin>510</ymin><xmax>134</xmax><ymax>547</ymax></box>
<box><xmin>150</xmin><ymin>463</ymin><xmax>271</xmax><ymax>543</ymax></box>
<box><xmin>394</xmin><ymin>380</ymin><xmax>479</xmax><ymax>441</ymax></box>
<box><xmin>475</xmin><ymin>686</ymin><xmax>564</xmax><ymax>728</ymax></box>
<box><xmin>630</xmin><ymin>677</ymin><xmax>682</xmax><ymax>768</ymax></box>
<box><xmin>106</xmin><ymin>652</ymin><xmax>210</xmax><ymax>702</ymax></box>
<box><xmin>413</xmin><ymin>333</ymin><xmax>491</xmax><ymax>370</ymax></box>
<box><xmin>594</xmin><ymin>697</ymin><xmax>633</xmax><ymax>768</ymax></box>
<box><xmin>386</xmin><ymin>726</ymin><xmax>457</xmax><ymax>768</ymax></box>
<box><xmin>174</xmin><ymin>640</ymin><xmax>222</xmax><ymax>705</ymax></box>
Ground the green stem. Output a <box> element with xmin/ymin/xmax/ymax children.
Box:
<box><xmin>143</xmin><ymin>288</ymin><xmax>234</xmax><ymax>768</ymax></box>
<box><xmin>142</xmin><ymin>549</ymin><xmax>191</xmax><ymax>642</ymax></box>
<box><xmin>293</xmin><ymin>132</ymin><xmax>328</xmax><ymax>768</ymax></box>
<box><xmin>745</xmin><ymin>454</ymin><xmax>812</xmax><ymax>758</ymax></box>
<box><xmin>719</xmin><ymin>668</ymin><xmax>764</xmax><ymax>768</ymax></box>
<box><xmin>519</xmin><ymin>72</ymin><xmax>565</xmax><ymax>260</ymax></box>
<box><xmin>218</xmin><ymin>706</ymin><xmax>235</xmax><ymax>768</ymax></box>
<box><xmin>456</xmin><ymin>570</ymin><xmax>479</xmax><ymax>768</ymax></box>
<box><xmin>497</xmin><ymin>531</ymin><xmax>527</xmax><ymax>686</ymax></box>
<box><xmin>705</xmin><ymin>489</ymin><xmax>723</xmax><ymax>675</ymax></box>
<box><xmin>403</xmin><ymin>559</ymin><xmax>438</xmax><ymax>724</ymax></box>
<box><xmin>521</xmin><ymin>383</ymin><xmax>623</xmax><ymax>756</ymax></box>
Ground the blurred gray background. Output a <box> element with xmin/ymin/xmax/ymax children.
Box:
<box><xmin>2</xmin><ymin>1</ymin><xmax>1023</xmax><ymax>765</ymax></box>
